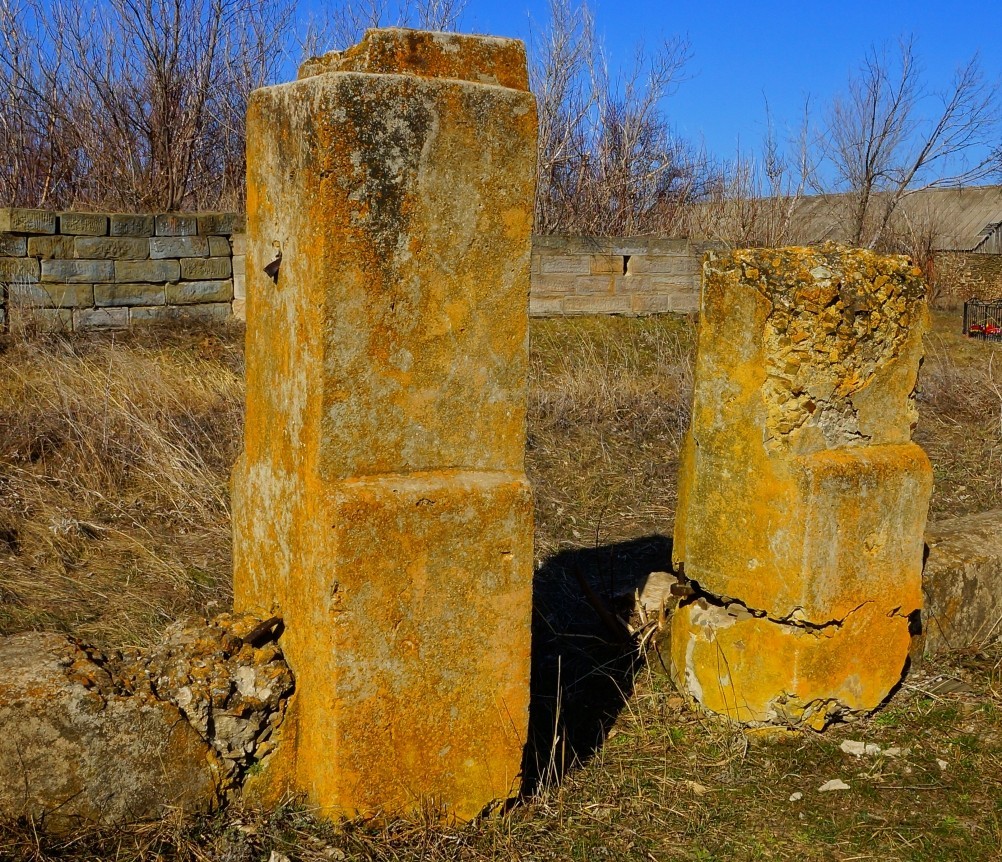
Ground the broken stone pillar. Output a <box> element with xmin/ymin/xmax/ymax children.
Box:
<box><xmin>670</xmin><ymin>245</ymin><xmax>932</xmax><ymax>729</ymax></box>
<box><xmin>232</xmin><ymin>28</ymin><xmax>537</xmax><ymax>820</ymax></box>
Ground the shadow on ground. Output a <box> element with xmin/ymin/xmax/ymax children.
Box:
<box><xmin>520</xmin><ymin>534</ymin><xmax>673</xmax><ymax>794</ymax></box>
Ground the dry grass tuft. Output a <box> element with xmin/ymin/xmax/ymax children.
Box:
<box><xmin>0</xmin><ymin>324</ymin><xmax>243</xmax><ymax>648</ymax></box>
<box><xmin>528</xmin><ymin>315</ymin><xmax>695</xmax><ymax>559</ymax></box>
<box><xmin>915</xmin><ymin>312</ymin><xmax>1002</xmax><ymax>518</ymax></box>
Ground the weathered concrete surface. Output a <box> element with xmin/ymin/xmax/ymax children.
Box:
<box><xmin>0</xmin><ymin>615</ymin><xmax>293</xmax><ymax>831</ymax></box>
<box><xmin>920</xmin><ymin>510</ymin><xmax>1002</xmax><ymax>656</ymax></box>
<box><xmin>297</xmin><ymin>27</ymin><xmax>529</xmax><ymax>89</ymax></box>
<box><xmin>0</xmin><ymin>633</ymin><xmax>221</xmax><ymax>832</ymax></box>
<box><xmin>119</xmin><ymin>613</ymin><xmax>294</xmax><ymax>789</ymax></box>
<box><xmin>233</xmin><ymin>28</ymin><xmax>536</xmax><ymax>821</ymax></box>
<box><xmin>671</xmin><ymin>245</ymin><xmax>933</xmax><ymax>728</ymax></box>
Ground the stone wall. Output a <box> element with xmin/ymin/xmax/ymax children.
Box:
<box><xmin>0</xmin><ymin>208</ymin><xmax>246</xmax><ymax>330</ymax></box>
<box><xmin>530</xmin><ymin>235</ymin><xmax>719</xmax><ymax>316</ymax></box>
<box><xmin>2</xmin><ymin>208</ymin><xmax>714</xmax><ymax>329</ymax></box>
<box><xmin>932</xmin><ymin>251</ymin><xmax>1002</xmax><ymax>306</ymax></box>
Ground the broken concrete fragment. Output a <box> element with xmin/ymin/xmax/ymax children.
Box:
<box><xmin>118</xmin><ymin>613</ymin><xmax>294</xmax><ymax>789</ymax></box>
<box><xmin>671</xmin><ymin>245</ymin><xmax>932</xmax><ymax>727</ymax></box>
<box><xmin>233</xmin><ymin>27</ymin><xmax>536</xmax><ymax>821</ymax></box>
<box><xmin>0</xmin><ymin>614</ymin><xmax>293</xmax><ymax>832</ymax></box>
<box><xmin>0</xmin><ymin>633</ymin><xmax>221</xmax><ymax>832</ymax></box>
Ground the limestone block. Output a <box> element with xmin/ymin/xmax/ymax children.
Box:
<box><xmin>0</xmin><ymin>208</ymin><xmax>56</xmax><ymax>234</ymax></box>
<box><xmin>115</xmin><ymin>259</ymin><xmax>180</xmax><ymax>282</ymax></box>
<box><xmin>627</xmin><ymin>254</ymin><xmax>697</xmax><ymax>276</ymax></box>
<box><xmin>234</xmin><ymin>470</ymin><xmax>531</xmax><ymax>818</ymax></box>
<box><xmin>298</xmin><ymin>26</ymin><xmax>530</xmax><ymax>89</ymax></box>
<box><xmin>110</xmin><ymin>214</ymin><xmax>155</xmax><ymax>237</ymax></box>
<box><xmin>75</xmin><ymin>236</ymin><xmax>149</xmax><ymax>260</ymax></box>
<box><xmin>166</xmin><ymin>279</ymin><xmax>232</xmax><ymax>304</ymax></box>
<box><xmin>234</xmin><ymin>28</ymin><xmax>536</xmax><ymax>821</ymax></box>
<box><xmin>27</xmin><ymin>235</ymin><xmax>75</xmax><ymax>259</ymax></box>
<box><xmin>155</xmin><ymin>213</ymin><xmax>198</xmax><ymax>236</ymax></box>
<box><xmin>671</xmin><ymin>600</ymin><xmax>913</xmax><ymax>728</ymax></box>
<box><xmin>564</xmin><ymin>294</ymin><xmax>633</xmax><ymax>314</ymax></box>
<box><xmin>181</xmin><ymin>256</ymin><xmax>232</xmax><ymax>280</ymax></box>
<box><xmin>0</xmin><ymin>233</ymin><xmax>26</xmax><ymax>256</ymax></box>
<box><xmin>10</xmin><ymin>282</ymin><xmax>94</xmax><ymax>308</ymax></box>
<box><xmin>0</xmin><ymin>256</ymin><xmax>40</xmax><ymax>282</ymax></box>
<box><xmin>151</xmin><ymin>236</ymin><xmax>210</xmax><ymax>258</ymax></box>
<box><xmin>921</xmin><ymin>510</ymin><xmax>1002</xmax><ymax>655</ymax></box>
<box><xmin>75</xmin><ymin>307</ymin><xmax>129</xmax><ymax>330</ymax></box>
<box><xmin>95</xmin><ymin>283</ymin><xmax>166</xmax><ymax>306</ymax></box>
<box><xmin>629</xmin><ymin>293</ymin><xmax>677</xmax><ymax>315</ymax></box>
<box><xmin>197</xmin><ymin>212</ymin><xmax>245</xmax><ymax>236</ymax></box>
<box><xmin>131</xmin><ymin>302</ymin><xmax>231</xmax><ymax>323</ymax></box>
<box><xmin>232</xmin><ymin>298</ymin><xmax>246</xmax><ymax>320</ymax></box>
<box><xmin>529</xmin><ymin>296</ymin><xmax>565</xmax><ymax>316</ymax></box>
<box><xmin>530</xmin><ymin>273</ymin><xmax>582</xmax><ymax>295</ymax></box>
<box><xmin>671</xmin><ymin>245</ymin><xmax>933</xmax><ymax>727</ymax></box>
<box><xmin>209</xmin><ymin>235</ymin><xmax>232</xmax><ymax>256</ymax></box>
<box><xmin>41</xmin><ymin>259</ymin><xmax>114</xmax><ymax>283</ymax></box>
<box><xmin>0</xmin><ymin>633</ymin><xmax>221</xmax><ymax>831</ymax></box>
<box><xmin>590</xmin><ymin>254</ymin><xmax>625</xmax><ymax>275</ymax></box>
<box><xmin>59</xmin><ymin>212</ymin><xmax>108</xmax><ymax>236</ymax></box>
<box><xmin>232</xmin><ymin>270</ymin><xmax>246</xmax><ymax>300</ymax></box>
<box><xmin>539</xmin><ymin>254</ymin><xmax>591</xmax><ymax>275</ymax></box>
<box><xmin>231</xmin><ymin>233</ymin><xmax>247</xmax><ymax>255</ymax></box>
<box><xmin>667</xmin><ymin>290</ymin><xmax>699</xmax><ymax>313</ymax></box>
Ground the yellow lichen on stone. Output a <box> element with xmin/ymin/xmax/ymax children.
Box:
<box><xmin>233</xmin><ymin>28</ymin><xmax>536</xmax><ymax>820</ymax></box>
<box><xmin>671</xmin><ymin>244</ymin><xmax>932</xmax><ymax>728</ymax></box>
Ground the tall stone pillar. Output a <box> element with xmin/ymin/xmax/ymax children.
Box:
<box><xmin>232</xmin><ymin>28</ymin><xmax>537</xmax><ymax>820</ymax></box>
<box><xmin>671</xmin><ymin>245</ymin><xmax>932</xmax><ymax>729</ymax></box>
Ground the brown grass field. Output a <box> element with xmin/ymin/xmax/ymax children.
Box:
<box><xmin>1</xmin><ymin>311</ymin><xmax>1001</xmax><ymax>861</ymax></box>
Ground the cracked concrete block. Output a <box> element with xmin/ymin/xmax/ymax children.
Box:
<box><xmin>671</xmin><ymin>245</ymin><xmax>932</xmax><ymax>727</ymax></box>
<box><xmin>671</xmin><ymin>599</ymin><xmax>912</xmax><ymax>728</ymax></box>
<box><xmin>232</xmin><ymin>28</ymin><xmax>536</xmax><ymax>821</ymax></box>
<box><xmin>0</xmin><ymin>633</ymin><xmax>221</xmax><ymax>832</ymax></box>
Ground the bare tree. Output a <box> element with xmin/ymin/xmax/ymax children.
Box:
<box><xmin>530</xmin><ymin>0</ymin><xmax>709</xmax><ymax>237</ymax></box>
<box><xmin>303</xmin><ymin>0</ymin><xmax>468</xmax><ymax>57</ymax></box>
<box><xmin>0</xmin><ymin>0</ymin><xmax>293</xmax><ymax>211</ymax></box>
<box><xmin>820</xmin><ymin>37</ymin><xmax>1001</xmax><ymax>249</ymax></box>
<box><xmin>690</xmin><ymin>101</ymin><xmax>817</xmax><ymax>247</ymax></box>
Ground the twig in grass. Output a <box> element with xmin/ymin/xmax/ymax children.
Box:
<box><xmin>571</xmin><ymin>563</ymin><xmax>632</xmax><ymax>644</ymax></box>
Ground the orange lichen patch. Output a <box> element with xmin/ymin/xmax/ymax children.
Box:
<box><xmin>234</xmin><ymin>30</ymin><xmax>536</xmax><ymax>821</ymax></box>
<box><xmin>298</xmin><ymin>28</ymin><xmax>530</xmax><ymax>91</ymax></box>
<box><xmin>671</xmin><ymin>245</ymin><xmax>933</xmax><ymax>728</ymax></box>
<box><xmin>670</xmin><ymin>599</ymin><xmax>912</xmax><ymax>729</ymax></box>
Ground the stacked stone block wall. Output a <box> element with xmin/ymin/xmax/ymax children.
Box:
<box><xmin>2</xmin><ymin>210</ymin><xmax>712</xmax><ymax>329</ymax></box>
<box><xmin>932</xmin><ymin>250</ymin><xmax>1002</xmax><ymax>306</ymax></box>
<box><xmin>529</xmin><ymin>235</ymin><xmax>721</xmax><ymax>316</ymax></box>
<box><xmin>0</xmin><ymin>208</ymin><xmax>246</xmax><ymax>330</ymax></box>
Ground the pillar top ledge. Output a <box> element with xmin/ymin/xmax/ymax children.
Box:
<box><xmin>297</xmin><ymin>27</ymin><xmax>529</xmax><ymax>91</ymax></box>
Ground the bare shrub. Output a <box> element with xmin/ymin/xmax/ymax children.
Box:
<box><xmin>301</xmin><ymin>0</ymin><xmax>468</xmax><ymax>56</ymax></box>
<box><xmin>0</xmin><ymin>0</ymin><xmax>293</xmax><ymax>211</ymax></box>
<box><xmin>530</xmin><ymin>0</ymin><xmax>711</xmax><ymax>237</ymax></box>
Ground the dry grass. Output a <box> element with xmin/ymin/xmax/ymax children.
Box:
<box><xmin>528</xmin><ymin>315</ymin><xmax>695</xmax><ymax>560</ymax></box>
<box><xmin>2</xmin><ymin>309</ymin><xmax>1002</xmax><ymax>861</ymax></box>
<box><xmin>915</xmin><ymin>312</ymin><xmax>1002</xmax><ymax>519</ymax></box>
<box><xmin>0</xmin><ymin>323</ymin><xmax>243</xmax><ymax>648</ymax></box>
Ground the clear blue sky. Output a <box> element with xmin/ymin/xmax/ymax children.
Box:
<box><xmin>297</xmin><ymin>0</ymin><xmax>1002</xmax><ymax>164</ymax></box>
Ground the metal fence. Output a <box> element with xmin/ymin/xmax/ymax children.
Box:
<box><xmin>963</xmin><ymin>299</ymin><xmax>1002</xmax><ymax>341</ymax></box>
